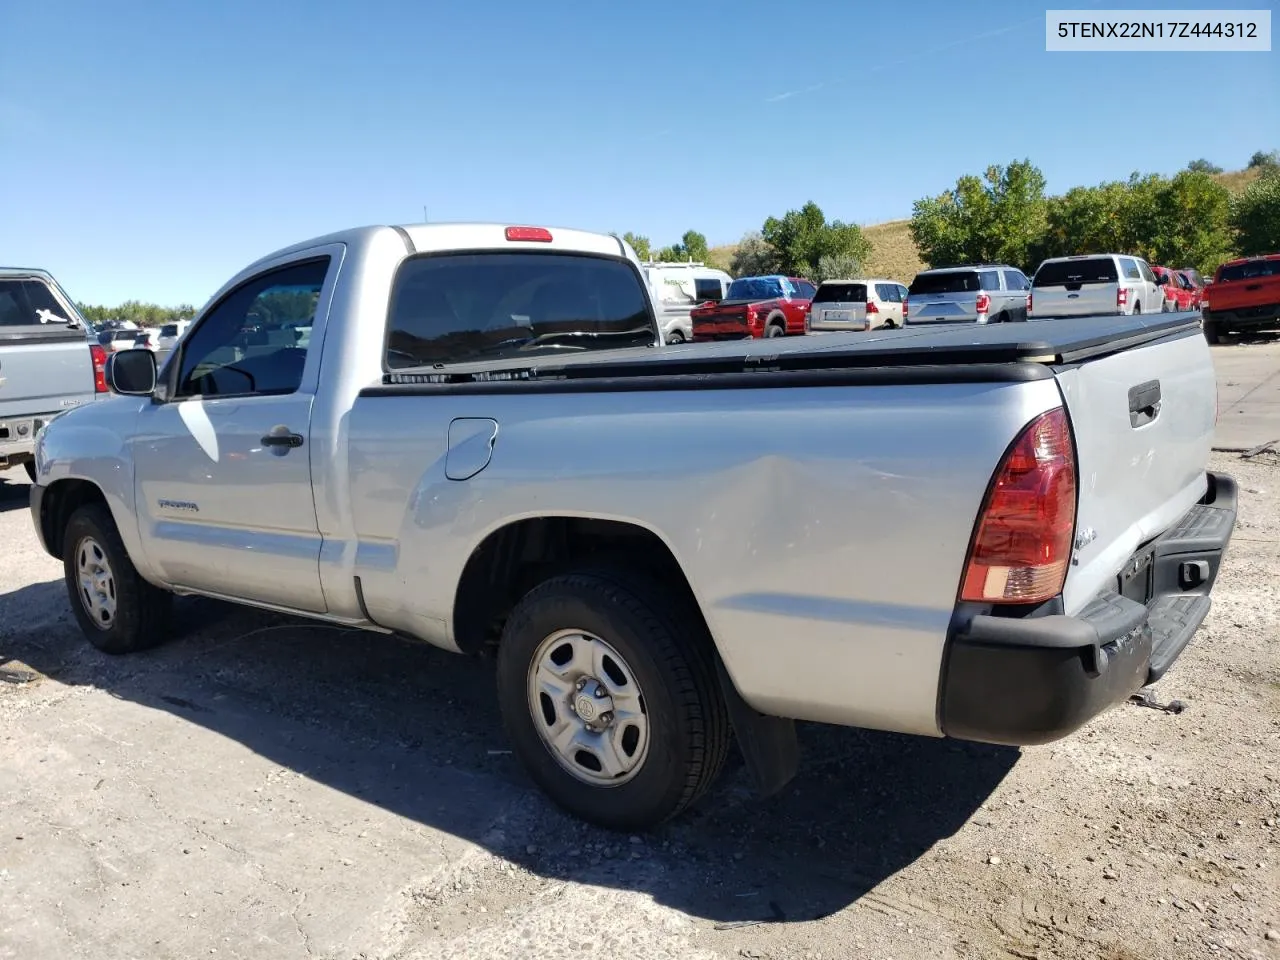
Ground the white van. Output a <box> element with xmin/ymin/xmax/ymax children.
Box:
<box><xmin>642</xmin><ymin>263</ymin><xmax>733</xmax><ymax>344</ymax></box>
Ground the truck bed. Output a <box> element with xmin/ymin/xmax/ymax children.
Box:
<box><xmin>373</xmin><ymin>312</ymin><xmax>1204</xmax><ymax>390</ymax></box>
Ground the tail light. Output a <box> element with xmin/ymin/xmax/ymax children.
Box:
<box><xmin>1117</xmin><ymin>287</ymin><xmax>1129</xmax><ymax>310</ymax></box>
<box><xmin>866</xmin><ymin>299</ymin><xmax>879</xmax><ymax>315</ymax></box>
<box><xmin>959</xmin><ymin>407</ymin><xmax>1077</xmax><ymax>605</ymax></box>
<box><xmin>902</xmin><ymin>297</ymin><xmax>909</xmax><ymax>321</ymax></box>
<box><xmin>975</xmin><ymin>293</ymin><xmax>991</xmax><ymax>315</ymax></box>
<box><xmin>1025</xmin><ymin>292</ymin><xmax>1033</xmax><ymax>314</ymax></box>
<box><xmin>89</xmin><ymin>344</ymin><xmax>108</xmax><ymax>393</ymax></box>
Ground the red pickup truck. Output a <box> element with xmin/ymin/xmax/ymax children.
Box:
<box><xmin>1202</xmin><ymin>254</ymin><xmax>1280</xmax><ymax>343</ymax></box>
<box><xmin>691</xmin><ymin>275</ymin><xmax>815</xmax><ymax>341</ymax></box>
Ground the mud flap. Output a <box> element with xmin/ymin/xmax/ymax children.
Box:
<box><xmin>715</xmin><ymin>656</ymin><xmax>798</xmax><ymax>797</ymax></box>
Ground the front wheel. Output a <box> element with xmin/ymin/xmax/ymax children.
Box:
<box><xmin>495</xmin><ymin>568</ymin><xmax>731</xmax><ymax>831</ymax></box>
<box><xmin>62</xmin><ymin>504</ymin><xmax>172</xmax><ymax>654</ymax></box>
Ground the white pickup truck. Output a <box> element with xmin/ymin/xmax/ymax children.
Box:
<box><xmin>29</xmin><ymin>223</ymin><xmax>1236</xmax><ymax>831</ymax></box>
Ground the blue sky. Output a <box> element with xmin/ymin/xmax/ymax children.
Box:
<box><xmin>0</xmin><ymin>0</ymin><xmax>1275</xmax><ymax>307</ymax></box>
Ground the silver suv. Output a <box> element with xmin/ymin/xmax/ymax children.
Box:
<box><xmin>904</xmin><ymin>264</ymin><xmax>1030</xmax><ymax>326</ymax></box>
<box><xmin>1028</xmin><ymin>254</ymin><xmax>1166</xmax><ymax>319</ymax></box>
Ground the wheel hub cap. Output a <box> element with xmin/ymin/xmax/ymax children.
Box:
<box><xmin>527</xmin><ymin>630</ymin><xmax>649</xmax><ymax>786</ymax></box>
<box><xmin>75</xmin><ymin>536</ymin><xmax>117</xmax><ymax>630</ymax></box>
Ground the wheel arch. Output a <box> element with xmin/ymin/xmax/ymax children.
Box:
<box><xmin>38</xmin><ymin>477</ymin><xmax>111</xmax><ymax>559</ymax></box>
<box><xmin>450</xmin><ymin>515</ymin><xmax>712</xmax><ymax>658</ymax></box>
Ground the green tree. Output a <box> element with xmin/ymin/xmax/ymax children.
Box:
<box><xmin>729</xmin><ymin>231</ymin><xmax>781</xmax><ymax>277</ymax></box>
<box><xmin>1187</xmin><ymin>159</ymin><xmax>1223</xmax><ymax>175</ymax></box>
<box><xmin>1247</xmin><ymin>150</ymin><xmax>1279</xmax><ymax>170</ymax></box>
<box><xmin>910</xmin><ymin>159</ymin><xmax>1048</xmax><ymax>271</ymax></box>
<box><xmin>761</xmin><ymin>201</ymin><xmax>870</xmax><ymax>278</ymax></box>
<box><xmin>653</xmin><ymin>229</ymin><xmax>711</xmax><ymax>263</ymax></box>
<box><xmin>1231</xmin><ymin>167</ymin><xmax>1280</xmax><ymax>257</ymax></box>
<box><xmin>1148</xmin><ymin>171</ymin><xmax>1234</xmax><ymax>272</ymax></box>
<box><xmin>617</xmin><ymin>232</ymin><xmax>651</xmax><ymax>260</ymax></box>
<box><xmin>815</xmin><ymin>253</ymin><xmax>862</xmax><ymax>283</ymax></box>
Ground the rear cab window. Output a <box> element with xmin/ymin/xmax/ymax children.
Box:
<box><xmin>813</xmin><ymin>283</ymin><xmax>867</xmax><ymax>303</ymax></box>
<box><xmin>908</xmin><ymin>271</ymin><xmax>980</xmax><ymax>295</ymax></box>
<box><xmin>386</xmin><ymin>252</ymin><xmax>655</xmax><ymax>370</ymax></box>
<box><xmin>0</xmin><ymin>277</ymin><xmax>78</xmax><ymax>328</ymax></box>
<box><xmin>1218</xmin><ymin>259</ymin><xmax>1280</xmax><ymax>283</ymax></box>
<box><xmin>693</xmin><ymin>278</ymin><xmax>725</xmax><ymax>301</ymax></box>
<box><xmin>1034</xmin><ymin>258</ymin><xmax>1120</xmax><ymax>287</ymax></box>
<box><xmin>725</xmin><ymin>277</ymin><xmax>785</xmax><ymax>301</ymax></box>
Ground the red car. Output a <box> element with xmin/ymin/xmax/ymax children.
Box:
<box><xmin>691</xmin><ymin>275</ymin><xmax>815</xmax><ymax>341</ymax></box>
<box><xmin>1152</xmin><ymin>265</ymin><xmax>1196</xmax><ymax>312</ymax></box>
<box><xmin>1202</xmin><ymin>253</ymin><xmax>1280</xmax><ymax>343</ymax></box>
<box><xmin>1175</xmin><ymin>269</ymin><xmax>1205</xmax><ymax>311</ymax></box>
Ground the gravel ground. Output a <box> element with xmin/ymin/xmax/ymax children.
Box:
<box><xmin>0</xmin><ymin>449</ymin><xmax>1277</xmax><ymax>960</ymax></box>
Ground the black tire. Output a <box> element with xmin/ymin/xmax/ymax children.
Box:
<box><xmin>994</xmin><ymin>312</ymin><xmax>1008</xmax><ymax>324</ymax></box>
<box><xmin>1133</xmin><ymin>301</ymin><xmax>1141</xmax><ymax>315</ymax></box>
<box><xmin>667</xmin><ymin>330</ymin><xmax>685</xmax><ymax>345</ymax></box>
<box><xmin>23</xmin><ymin>461</ymin><xmax>37</xmax><ymax>484</ymax></box>
<box><xmin>1203</xmin><ymin>319</ymin><xmax>1221</xmax><ymax>344</ymax></box>
<box><xmin>764</xmin><ymin>324</ymin><xmax>784</xmax><ymax>338</ymax></box>
<box><xmin>495</xmin><ymin>567</ymin><xmax>731</xmax><ymax>831</ymax></box>
<box><xmin>62</xmin><ymin>503</ymin><xmax>172</xmax><ymax>654</ymax></box>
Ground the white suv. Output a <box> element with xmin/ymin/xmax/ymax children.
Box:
<box><xmin>806</xmin><ymin>278</ymin><xmax>908</xmax><ymax>332</ymax></box>
<box><xmin>1029</xmin><ymin>255</ymin><xmax>1167</xmax><ymax>319</ymax></box>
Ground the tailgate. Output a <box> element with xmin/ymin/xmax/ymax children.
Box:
<box><xmin>0</xmin><ymin>331</ymin><xmax>97</xmax><ymax>419</ymax></box>
<box><xmin>908</xmin><ymin>293</ymin><xmax>977</xmax><ymax>324</ymax></box>
<box><xmin>1054</xmin><ymin>327</ymin><xmax>1216</xmax><ymax>614</ymax></box>
<box><xmin>1033</xmin><ymin>285</ymin><xmax>1114</xmax><ymax>317</ymax></box>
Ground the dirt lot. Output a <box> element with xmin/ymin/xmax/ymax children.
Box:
<box><xmin>2</xmin><ymin>454</ymin><xmax>1278</xmax><ymax>958</ymax></box>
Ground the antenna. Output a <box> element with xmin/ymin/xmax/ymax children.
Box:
<box><xmin>423</xmin><ymin>205</ymin><xmax>428</xmax><ymax>223</ymax></box>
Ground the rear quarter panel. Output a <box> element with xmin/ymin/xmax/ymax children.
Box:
<box><xmin>347</xmin><ymin>377</ymin><xmax>1064</xmax><ymax>736</ymax></box>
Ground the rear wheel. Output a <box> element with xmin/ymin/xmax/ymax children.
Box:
<box><xmin>62</xmin><ymin>504</ymin><xmax>172</xmax><ymax>654</ymax></box>
<box><xmin>1203</xmin><ymin>320</ymin><xmax>1222</xmax><ymax>344</ymax></box>
<box><xmin>994</xmin><ymin>312</ymin><xmax>1008</xmax><ymax>324</ymax></box>
<box><xmin>765</xmin><ymin>324</ymin><xmax>784</xmax><ymax>338</ymax></box>
<box><xmin>1133</xmin><ymin>301</ymin><xmax>1142</xmax><ymax>315</ymax></box>
<box><xmin>495</xmin><ymin>567</ymin><xmax>731</xmax><ymax>831</ymax></box>
<box><xmin>666</xmin><ymin>330</ymin><xmax>685</xmax><ymax>345</ymax></box>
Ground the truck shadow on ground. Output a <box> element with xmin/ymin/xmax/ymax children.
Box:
<box><xmin>1</xmin><ymin>581</ymin><xmax>1018</xmax><ymax>925</ymax></box>
<box><xmin>0</xmin><ymin>475</ymin><xmax>33</xmax><ymax>514</ymax></box>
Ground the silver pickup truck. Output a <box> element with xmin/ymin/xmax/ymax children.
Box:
<box><xmin>28</xmin><ymin>224</ymin><xmax>1236</xmax><ymax>831</ymax></box>
<box><xmin>0</xmin><ymin>268</ymin><xmax>103</xmax><ymax>480</ymax></box>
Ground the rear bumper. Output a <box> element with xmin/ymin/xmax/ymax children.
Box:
<box><xmin>0</xmin><ymin>412</ymin><xmax>60</xmax><ymax>464</ymax></box>
<box><xmin>1204</xmin><ymin>303</ymin><xmax>1280</xmax><ymax>327</ymax></box>
<box><xmin>939</xmin><ymin>471</ymin><xmax>1237</xmax><ymax>746</ymax></box>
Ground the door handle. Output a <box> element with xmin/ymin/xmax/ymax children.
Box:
<box><xmin>261</xmin><ymin>426</ymin><xmax>304</xmax><ymax>450</ymax></box>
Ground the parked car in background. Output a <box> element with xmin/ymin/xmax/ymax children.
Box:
<box><xmin>98</xmin><ymin>328</ymin><xmax>156</xmax><ymax>353</ymax></box>
<box><xmin>1202</xmin><ymin>253</ymin><xmax>1280</xmax><ymax>343</ymax></box>
<box><xmin>641</xmin><ymin>263</ymin><xmax>732</xmax><ymax>345</ymax></box>
<box><xmin>806</xmin><ymin>278</ymin><xmax>908</xmax><ymax>332</ymax></box>
<box><xmin>30</xmin><ymin>221</ymin><xmax>1234</xmax><ymax>831</ymax></box>
<box><xmin>1176</xmin><ymin>270</ymin><xmax>1205</xmax><ymax>311</ymax></box>
<box><xmin>1180</xmin><ymin>267</ymin><xmax>1207</xmax><ymax>293</ymax></box>
<box><xmin>691</xmin><ymin>274</ymin><xmax>815</xmax><ymax>341</ymax></box>
<box><xmin>154</xmin><ymin>319</ymin><xmax>191</xmax><ymax>353</ymax></box>
<box><xmin>1153</xmin><ymin>266</ymin><xmax>1196</xmax><ymax>312</ymax></box>
<box><xmin>903</xmin><ymin>264</ymin><xmax>1029</xmax><ymax>326</ymax></box>
<box><xmin>0</xmin><ymin>267</ymin><xmax>106</xmax><ymax>481</ymax></box>
<box><xmin>1028</xmin><ymin>254</ymin><xmax>1165</xmax><ymax>319</ymax></box>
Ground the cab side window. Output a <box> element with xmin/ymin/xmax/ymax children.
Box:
<box><xmin>175</xmin><ymin>258</ymin><xmax>329</xmax><ymax>399</ymax></box>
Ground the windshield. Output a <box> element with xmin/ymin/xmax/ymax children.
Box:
<box><xmin>725</xmin><ymin>277</ymin><xmax>785</xmax><ymax>301</ymax></box>
<box><xmin>908</xmin><ymin>271</ymin><xmax>980</xmax><ymax>295</ymax></box>
<box><xmin>1218</xmin><ymin>259</ymin><xmax>1280</xmax><ymax>283</ymax></box>
<box><xmin>1033</xmin><ymin>258</ymin><xmax>1119</xmax><ymax>286</ymax></box>
<box><xmin>385</xmin><ymin>252</ymin><xmax>655</xmax><ymax>369</ymax></box>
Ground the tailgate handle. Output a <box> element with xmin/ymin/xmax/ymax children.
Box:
<box><xmin>1128</xmin><ymin>379</ymin><xmax>1162</xmax><ymax>428</ymax></box>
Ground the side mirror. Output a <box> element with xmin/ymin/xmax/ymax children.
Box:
<box><xmin>105</xmin><ymin>348</ymin><xmax>157</xmax><ymax>396</ymax></box>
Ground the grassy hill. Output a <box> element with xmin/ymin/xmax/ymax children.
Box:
<box><xmin>705</xmin><ymin>166</ymin><xmax>1261</xmax><ymax>281</ymax></box>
